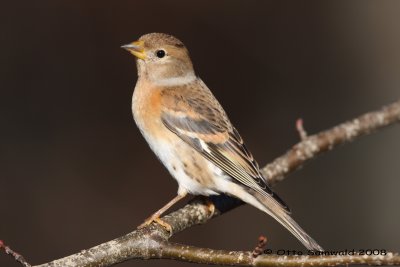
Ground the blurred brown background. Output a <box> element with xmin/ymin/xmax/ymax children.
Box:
<box><xmin>1</xmin><ymin>1</ymin><xmax>400</xmax><ymax>266</ymax></box>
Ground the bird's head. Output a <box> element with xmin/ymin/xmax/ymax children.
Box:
<box><xmin>122</xmin><ymin>33</ymin><xmax>195</xmax><ymax>85</ymax></box>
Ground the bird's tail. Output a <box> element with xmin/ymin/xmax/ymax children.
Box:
<box><xmin>252</xmin><ymin>190</ymin><xmax>323</xmax><ymax>251</ymax></box>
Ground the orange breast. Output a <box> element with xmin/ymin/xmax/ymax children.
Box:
<box><xmin>132</xmin><ymin>83</ymin><xmax>170</xmax><ymax>140</ymax></box>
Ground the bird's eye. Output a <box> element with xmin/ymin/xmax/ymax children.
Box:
<box><xmin>156</xmin><ymin>50</ymin><xmax>166</xmax><ymax>58</ymax></box>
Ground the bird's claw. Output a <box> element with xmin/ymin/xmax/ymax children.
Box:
<box><xmin>137</xmin><ymin>217</ymin><xmax>173</xmax><ymax>233</ymax></box>
<box><xmin>204</xmin><ymin>198</ymin><xmax>215</xmax><ymax>218</ymax></box>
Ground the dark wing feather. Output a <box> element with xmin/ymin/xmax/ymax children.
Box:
<box><xmin>160</xmin><ymin>81</ymin><xmax>290</xmax><ymax>212</ymax></box>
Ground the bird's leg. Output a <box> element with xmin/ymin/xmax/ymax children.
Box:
<box><xmin>138</xmin><ymin>191</ymin><xmax>187</xmax><ymax>231</ymax></box>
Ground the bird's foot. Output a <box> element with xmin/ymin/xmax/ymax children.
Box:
<box><xmin>137</xmin><ymin>216</ymin><xmax>173</xmax><ymax>233</ymax></box>
<box><xmin>203</xmin><ymin>197</ymin><xmax>215</xmax><ymax>218</ymax></box>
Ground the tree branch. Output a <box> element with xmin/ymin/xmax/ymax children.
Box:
<box><xmin>263</xmin><ymin>99</ymin><xmax>400</xmax><ymax>185</ymax></box>
<box><xmin>4</xmin><ymin>99</ymin><xmax>400</xmax><ymax>267</ymax></box>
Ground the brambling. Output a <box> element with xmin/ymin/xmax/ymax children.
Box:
<box><xmin>122</xmin><ymin>33</ymin><xmax>322</xmax><ymax>251</ymax></box>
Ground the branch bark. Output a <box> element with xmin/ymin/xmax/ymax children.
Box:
<box><xmin>6</xmin><ymin>99</ymin><xmax>400</xmax><ymax>267</ymax></box>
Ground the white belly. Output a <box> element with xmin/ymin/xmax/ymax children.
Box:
<box><xmin>143</xmin><ymin>131</ymin><xmax>221</xmax><ymax>196</ymax></box>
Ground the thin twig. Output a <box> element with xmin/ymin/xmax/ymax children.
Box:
<box><xmin>0</xmin><ymin>240</ymin><xmax>31</xmax><ymax>267</ymax></box>
<box><xmin>252</xmin><ymin>236</ymin><xmax>268</xmax><ymax>258</ymax></box>
<box><xmin>296</xmin><ymin>118</ymin><xmax>308</xmax><ymax>141</ymax></box>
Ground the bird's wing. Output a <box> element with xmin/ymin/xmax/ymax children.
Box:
<box><xmin>160</xmin><ymin>80</ymin><xmax>290</xmax><ymax>212</ymax></box>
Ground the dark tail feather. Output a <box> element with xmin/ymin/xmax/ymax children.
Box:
<box><xmin>274</xmin><ymin>210</ymin><xmax>323</xmax><ymax>251</ymax></box>
<box><xmin>253</xmin><ymin>191</ymin><xmax>323</xmax><ymax>251</ymax></box>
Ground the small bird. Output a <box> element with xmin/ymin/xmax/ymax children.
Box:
<box><xmin>122</xmin><ymin>33</ymin><xmax>322</xmax><ymax>251</ymax></box>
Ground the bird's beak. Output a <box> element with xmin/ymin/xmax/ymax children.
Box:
<box><xmin>121</xmin><ymin>41</ymin><xmax>146</xmax><ymax>60</ymax></box>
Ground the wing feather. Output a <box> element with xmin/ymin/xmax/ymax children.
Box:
<box><xmin>160</xmin><ymin>81</ymin><xmax>290</xmax><ymax>212</ymax></box>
